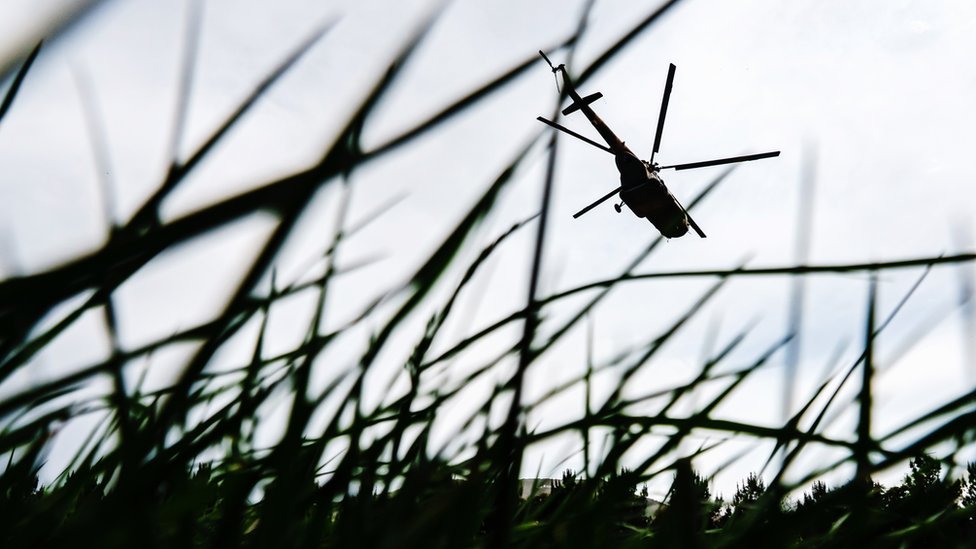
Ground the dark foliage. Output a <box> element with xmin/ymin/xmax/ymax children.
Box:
<box><xmin>5</xmin><ymin>459</ymin><xmax>976</xmax><ymax>547</ymax></box>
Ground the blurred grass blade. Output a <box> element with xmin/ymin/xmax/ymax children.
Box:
<box><xmin>855</xmin><ymin>274</ymin><xmax>877</xmax><ymax>488</ymax></box>
<box><xmin>165</xmin><ymin>0</ymin><xmax>204</xmax><ymax>168</ymax></box>
<box><xmin>577</xmin><ymin>0</ymin><xmax>684</xmax><ymax>84</ymax></box>
<box><xmin>545</xmin><ymin>253</ymin><xmax>976</xmax><ymax>299</ymax></box>
<box><xmin>131</xmin><ymin>18</ymin><xmax>334</xmax><ymax>227</ymax></box>
<box><xmin>782</xmin><ymin>144</ymin><xmax>817</xmax><ymax>423</ymax></box>
<box><xmin>0</xmin><ymin>0</ymin><xmax>109</xmax><ymax>79</ymax></box>
<box><xmin>0</xmin><ymin>40</ymin><xmax>41</xmax><ymax>128</ymax></box>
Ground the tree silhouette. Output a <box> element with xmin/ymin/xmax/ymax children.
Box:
<box><xmin>720</xmin><ymin>471</ymin><xmax>766</xmax><ymax>526</ymax></box>
<box><xmin>883</xmin><ymin>454</ymin><xmax>961</xmax><ymax>526</ymax></box>
<box><xmin>960</xmin><ymin>462</ymin><xmax>976</xmax><ymax>508</ymax></box>
<box><xmin>652</xmin><ymin>463</ymin><xmax>722</xmax><ymax>547</ymax></box>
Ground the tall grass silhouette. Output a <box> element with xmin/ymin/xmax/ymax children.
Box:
<box><xmin>1</xmin><ymin>1</ymin><xmax>975</xmax><ymax>547</ymax></box>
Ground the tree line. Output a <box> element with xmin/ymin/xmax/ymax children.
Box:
<box><xmin>3</xmin><ymin>454</ymin><xmax>975</xmax><ymax>546</ymax></box>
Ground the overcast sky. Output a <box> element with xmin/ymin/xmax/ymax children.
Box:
<box><xmin>2</xmin><ymin>0</ymin><xmax>975</xmax><ymax>497</ymax></box>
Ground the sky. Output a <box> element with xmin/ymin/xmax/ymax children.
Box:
<box><xmin>1</xmin><ymin>0</ymin><xmax>975</xmax><ymax>498</ymax></box>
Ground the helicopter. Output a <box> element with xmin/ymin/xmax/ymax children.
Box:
<box><xmin>536</xmin><ymin>51</ymin><xmax>780</xmax><ymax>238</ymax></box>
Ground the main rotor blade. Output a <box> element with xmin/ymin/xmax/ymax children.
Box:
<box><xmin>686</xmin><ymin>212</ymin><xmax>706</xmax><ymax>238</ymax></box>
<box><xmin>537</xmin><ymin>116</ymin><xmax>614</xmax><ymax>155</ymax></box>
<box><xmin>572</xmin><ymin>186</ymin><xmax>622</xmax><ymax>219</ymax></box>
<box><xmin>672</xmin><ymin>195</ymin><xmax>706</xmax><ymax>238</ymax></box>
<box><xmin>650</xmin><ymin>63</ymin><xmax>676</xmax><ymax>164</ymax></box>
<box><xmin>539</xmin><ymin>50</ymin><xmax>556</xmax><ymax>70</ymax></box>
<box><xmin>661</xmin><ymin>151</ymin><xmax>780</xmax><ymax>171</ymax></box>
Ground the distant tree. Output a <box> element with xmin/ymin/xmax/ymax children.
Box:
<box><xmin>520</xmin><ymin>468</ymin><xmax>650</xmax><ymax>546</ymax></box>
<box><xmin>595</xmin><ymin>468</ymin><xmax>650</xmax><ymax>531</ymax></box>
<box><xmin>960</xmin><ymin>462</ymin><xmax>976</xmax><ymax>508</ymax></box>
<box><xmin>728</xmin><ymin>472</ymin><xmax>766</xmax><ymax>521</ymax></box>
<box><xmin>885</xmin><ymin>455</ymin><xmax>960</xmax><ymax>519</ymax></box>
<box><xmin>716</xmin><ymin>472</ymin><xmax>810</xmax><ymax>545</ymax></box>
<box><xmin>800</xmin><ymin>480</ymin><xmax>829</xmax><ymax>508</ymax></box>
<box><xmin>792</xmin><ymin>478</ymin><xmax>875</xmax><ymax>543</ymax></box>
<box><xmin>960</xmin><ymin>462</ymin><xmax>976</xmax><ymax>542</ymax></box>
<box><xmin>535</xmin><ymin>469</ymin><xmax>582</xmax><ymax>519</ymax></box>
<box><xmin>874</xmin><ymin>454</ymin><xmax>961</xmax><ymax>547</ymax></box>
<box><xmin>652</xmin><ymin>463</ymin><xmax>722</xmax><ymax>548</ymax></box>
<box><xmin>903</xmin><ymin>454</ymin><xmax>943</xmax><ymax>495</ymax></box>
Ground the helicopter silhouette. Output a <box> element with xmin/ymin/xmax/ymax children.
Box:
<box><xmin>537</xmin><ymin>51</ymin><xmax>780</xmax><ymax>238</ymax></box>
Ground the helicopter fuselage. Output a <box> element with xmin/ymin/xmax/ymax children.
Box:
<box><xmin>615</xmin><ymin>153</ymin><xmax>690</xmax><ymax>238</ymax></box>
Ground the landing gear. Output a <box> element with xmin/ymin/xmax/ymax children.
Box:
<box><xmin>613</xmin><ymin>202</ymin><xmax>623</xmax><ymax>213</ymax></box>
